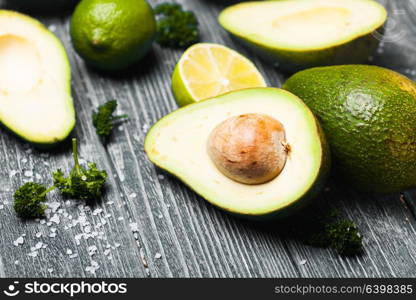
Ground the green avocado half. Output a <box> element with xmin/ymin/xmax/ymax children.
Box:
<box><xmin>283</xmin><ymin>65</ymin><xmax>416</xmax><ymax>193</ymax></box>
<box><xmin>219</xmin><ymin>0</ymin><xmax>387</xmax><ymax>72</ymax></box>
<box><xmin>145</xmin><ymin>88</ymin><xmax>330</xmax><ymax>220</ymax></box>
<box><xmin>0</xmin><ymin>10</ymin><xmax>75</xmax><ymax>146</ymax></box>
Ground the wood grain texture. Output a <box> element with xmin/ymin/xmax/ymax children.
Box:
<box><xmin>0</xmin><ymin>0</ymin><xmax>415</xmax><ymax>278</ymax></box>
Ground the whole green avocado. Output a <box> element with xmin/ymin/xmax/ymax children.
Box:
<box><xmin>283</xmin><ymin>65</ymin><xmax>416</xmax><ymax>193</ymax></box>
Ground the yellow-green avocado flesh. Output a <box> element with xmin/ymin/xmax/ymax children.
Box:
<box><xmin>0</xmin><ymin>10</ymin><xmax>75</xmax><ymax>146</ymax></box>
<box><xmin>145</xmin><ymin>88</ymin><xmax>330</xmax><ymax>220</ymax></box>
<box><xmin>219</xmin><ymin>0</ymin><xmax>387</xmax><ymax>72</ymax></box>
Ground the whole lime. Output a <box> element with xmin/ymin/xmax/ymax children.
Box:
<box><xmin>70</xmin><ymin>0</ymin><xmax>156</xmax><ymax>70</ymax></box>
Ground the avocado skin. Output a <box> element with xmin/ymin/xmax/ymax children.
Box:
<box><xmin>229</xmin><ymin>28</ymin><xmax>383</xmax><ymax>73</ymax></box>
<box><xmin>283</xmin><ymin>65</ymin><xmax>416</xmax><ymax>193</ymax></box>
<box><xmin>235</xmin><ymin>121</ymin><xmax>331</xmax><ymax>221</ymax></box>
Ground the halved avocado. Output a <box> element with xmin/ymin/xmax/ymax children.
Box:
<box><xmin>0</xmin><ymin>11</ymin><xmax>75</xmax><ymax>146</ymax></box>
<box><xmin>219</xmin><ymin>0</ymin><xmax>387</xmax><ymax>72</ymax></box>
<box><xmin>145</xmin><ymin>88</ymin><xmax>330</xmax><ymax>220</ymax></box>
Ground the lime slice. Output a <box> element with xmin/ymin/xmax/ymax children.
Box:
<box><xmin>172</xmin><ymin>43</ymin><xmax>266</xmax><ymax>106</ymax></box>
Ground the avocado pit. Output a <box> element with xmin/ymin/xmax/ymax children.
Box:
<box><xmin>207</xmin><ymin>113</ymin><xmax>288</xmax><ymax>185</ymax></box>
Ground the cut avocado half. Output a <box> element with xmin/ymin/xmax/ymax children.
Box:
<box><xmin>145</xmin><ymin>88</ymin><xmax>329</xmax><ymax>219</ymax></box>
<box><xmin>0</xmin><ymin>10</ymin><xmax>75</xmax><ymax>146</ymax></box>
<box><xmin>219</xmin><ymin>0</ymin><xmax>387</xmax><ymax>71</ymax></box>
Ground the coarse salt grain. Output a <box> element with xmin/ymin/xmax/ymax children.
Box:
<box><xmin>13</xmin><ymin>236</ymin><xmax>24</xmax><ymax>246</ymax></box>
<box><xmin>129</xmin><ymin>222</ymin><xmax>139</xmax><ymax>232</ymax></box>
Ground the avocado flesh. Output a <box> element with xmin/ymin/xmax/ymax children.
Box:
<box><xmin>145</xmin><ymin>88</ymin><xmax>329</xmax><ymax>219</ymax></box>
<box><xmin>0</xmin><ymin>11</ymin><xmax>75</xmax><ymax>145</ymax></box>
<box><xmin>219</xmin><ymin>0</ymin><xmax>387</xmax><ymax>71</ymax></box>
<box><xmin>5</xmin><ymin>0</ymin><xmax>79</xmax><ymax>10</ymax></box>
<box><xmin>283</xmin><ymin>65</ymin><xmax>416</xmax><ymax>193</ymax></box>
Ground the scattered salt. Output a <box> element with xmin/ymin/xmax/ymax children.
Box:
<box><xmin>9</xmin><ymin>170</ymin><xmax>19</xmax><ymax>177</ymax></box>
<box><xmin>34</xmin><ymin>242</ymin><xmax>43</xmax><ymax>250</ymax></box>
<box><xmin>24</xmin><ymin>170</ymin><xmax>33</xmax><ymax>177</ymax></box>
<box><xmin>49</xmin><ymin>202</ymin><xmax>61</xmax><ymax>213</ymax></box>
<box><xmin>142</xmin><ymin>124</ymin><xmax>149</xmax><ymax>132</ymax></box>
<box><xmin>86</xmin><ymin>260</ymin><xmax>99</xmax><ymax>274</ymax></box>
<box><xmin>88</xmin><ymin>245</ymin><xmax>98</xmax><ymax>256</ymax></box>
<box><xmin>154</xmin><ymin>253</ymin><xmax>162</xmax><ymax>259</ymax></box>
<box><xmin>28</xmin><ymin>251</ymin><xmax>38</xmax><ymax>258</ymax></box>
<box><xmin>50</xmin><ymin>214</ymin><xmax>60</xmax><ymax>224</ymax></box>
<box><xmin>129</xmin><ymin>222</ymin><xmax>139</xmax><ymax>232</ymax></box>
<box><xmin>92</xmin><ymin>208</ymin><xmax>103</xmax><ymax>216</ymax></box>
<box><xmin>13</xmin><ymin>236</ymin><xmax>24</xmax><ymax>246</ymax></box>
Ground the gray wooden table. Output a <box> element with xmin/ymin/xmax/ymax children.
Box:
<box><xmin>0</xmin><ymin>0</ymin><xmax>416</xmax><ymax>278</ymax></box>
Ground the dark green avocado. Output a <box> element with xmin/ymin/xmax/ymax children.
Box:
<box><xmin>283</xmin><ymin>65</ymin><xmax>416</xmax><ymax>193</ymax></box>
